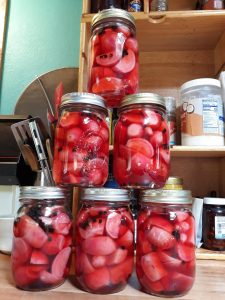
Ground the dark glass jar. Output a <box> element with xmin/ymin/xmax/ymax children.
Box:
<box><xmin>113</xmin><ymin>93</ymin><xmax>170</xmax><ymax>189</ymax></box>
<box><xmin>136</xmin><ymin>189</ymin><xmax>195</xmax><ymax>297</ymax></box>
<box><xmin>202</xmin><ymin>197</ymin><xmax>225</xmax><ymax>251</ymax></box>
<box><xmin>202</xmin><ymin>0</ymin><xmax>224</xmax><ymax>9</ymax></box>
<box><xmin>11</xmin><ymin>187</ymin><xmax>73</xmax><ymax>291</ymax></box>
<box><xmin>91</xmin><ymin>0</ymin><xmax>123</xmax><ymax>13</ymax></box>
<box><xmin>87</xmin><ymin>8</ymin><xmax>139</xmax><ymax>108</ymax></box>
<box><xmin>53</xmin><ymin>93</ymin><xmax>109</xmax><ymax>187</ymax></box>
<box><xmin>74</xmin><ymin>188</ymin><xmax>134</xmax><ymax>294</ymax></box>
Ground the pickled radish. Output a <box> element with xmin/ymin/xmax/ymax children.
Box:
<box><xmin>113</xmin><ymin>49</ymin><xmax>136</xmax><ymax>74</ymax></box>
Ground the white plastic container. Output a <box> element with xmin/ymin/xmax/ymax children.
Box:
<box><xmin>180</xmin><ymin>78</ymin><xmax>224</xmax><ymax>146</ymax></box>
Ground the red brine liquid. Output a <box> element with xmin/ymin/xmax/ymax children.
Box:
<box><xmin>136</xmin><ymin>209</ymin><xmax>195</xmax><ymax>297</ymax></box>
<box><xmin>88</xmin><ymin>24</ymin><xmax>139</xmax><ymax>107</ymax></box>
<box><xmin>53</xmin><ymin>110</ymin><xmax>109</xmax><ymax>187</ymax></box>
<box><xmin>11</xmin><ymin>207</ymin><xmax>72</xmax><ymax>290</ymax></box>
<box><xmin>113</xmin><ymin>108</ymin><xmax>170</xmax><ymax>188</ymax></box>
<box><xmin>74</xmin><ymin>204</ymin><xmax>134</xmax><ymax>293</ymax></box>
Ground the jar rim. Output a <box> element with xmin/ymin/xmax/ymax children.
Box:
<box><xmin>140</xmin><ymin>189</ymin><xmax>192</xmax><ymax>204</ymax></box>
<box><xmin>81</xmin><ymin>188</ymin><xmax>130</xmax><ymax>202</ymax></box>
<box><xmin>19</xmin><ymin>186</ymin><xmax>68</xmax><ymax>200</ymax></box>
<box><xmin>60</xmin><ymin>92</ymin><xmax>108</xmax><ymax>115</ymax></box>
<box><xmin>91</xmin><ymin>8</ymin><xmax>135</xmax><ymax>29</ymax></box>
<box><xmin>204</xmin><ymin>197</ymin><xmax>225</xmax><ymax>205</ymax></box>
<box><xmin>119</xmin><ymin>93</ymin><xmax>166</xmax><ymax>109</ymax></box>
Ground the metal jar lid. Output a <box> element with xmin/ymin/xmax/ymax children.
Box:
<box><xmin>60</xmin><ymin>92</ymin><xmax>108</xmax><ymax>115</ymax></box>
<box><xmin>119</xmin><ymin>93</ymin><xmax>166</xmax><ymax>109</ymax></box>
<box><xmin>164</xmin><ymin>176</ymin><xmax>183</xmax><ymax>186</ymax></box>
<box><xmin>91</xmin><ymin>8</ymin><xmax>135</xmax><ymax>29</ymax></box>
<box><xmin>204</xmin><ymin>198</ymin><xmax>225</xmax><ymax>206</ymax></box>
<box><xmin>140</xmin><ymin>189</ymin><xmax>192</xmax><ymax>204</ymax></box>
<box><xmin>19</xmin><ymin>186</ymin><xmax>67</xmax><ymax>200</ymax></box>
<box><xmin>81</xmin><ymin>188</ymin><xmax>130</xmax><ymax>202</ymax></box>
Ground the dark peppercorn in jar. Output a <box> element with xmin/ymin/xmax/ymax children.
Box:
<box><xmin>202</xmin><ymin>197</ymin><xmax>225</xmax><ymax>251</ymax></box>
<box><xmin>11</xmin><ymin>187</ymin><xmax>73</xmax><ymax>291</ymax></box>
<box><xmin>74</xmin><ymin>188</ymin><xmax>134</xmax><ymax>294</ymax></box>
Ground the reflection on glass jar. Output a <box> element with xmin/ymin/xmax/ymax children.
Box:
<box><xmin>136</xmin><ymin>189</ymin><xmax>195</xmax><ymax>297</ymax></box>
<box><xmin>11</xmin><ymin>187</ymin><xmax>73</xmax><ymax>291</ymax></box>
<box><xmin>202</xmin><ymin>197</ymin><xmax>225</xmax><ymax>251</ymax></box>
<box><xmin>53</xmin><ymin>93</ymin><xmax>109</xmax><ymax>187</ymax></box>
<box><xmin>113</xmin><ymin>93</ymin><xmax>170</xmax><ymax>189</ymax></box>
<box><xmin>74</xmin><ymin>188</ymin><xmax>134</xmax><ymax>294</ymax></box>
<box><xmin>87</xmin><ymin>8</ymin><xmax>139</xmax><ymax>108</ymax></box>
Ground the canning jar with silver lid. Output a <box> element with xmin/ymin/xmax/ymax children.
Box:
<box><xmin>136</xmin><ymin>189</ymin><xmax>195</xmax><ymax>297</ymax></box>
<box><xmin>11</xmin><ymin>186</ymin><xmax>73</xmax><ymax>291</ymax></box>
<box><xmin>74</xmin><ymin>188</ymin><xmax>134</xmax><ymax>294</ymax></box>
<box><xmin>87</xmin><ymin>8</ymin><xmax>139</xmax><ymax>108</ymax></box>
<box><xmin>113</xmin><ymin>93</ymin><xmax>170</xmax><ymax>189</ymax></box>
<box><xmin>52</xmin><ymin>92</ymin><xmax>109</xmax><ymax>187</ymax></box>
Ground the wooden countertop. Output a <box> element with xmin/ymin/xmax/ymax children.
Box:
<box><xmin>1</xmin><ymin>252</ymin><xmax>225</xmax><ymax>300</ymax></box>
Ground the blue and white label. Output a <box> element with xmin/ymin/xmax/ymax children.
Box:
<box><xmin>215</xmin><ymin>216</ymin><xmax>225</xmax><ymax>239</ymax></box>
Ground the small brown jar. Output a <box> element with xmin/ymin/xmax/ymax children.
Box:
<box><xmin>202</xmin><ymin>197</ymin><xmax>225</xmax><ymax>251</ymax></box>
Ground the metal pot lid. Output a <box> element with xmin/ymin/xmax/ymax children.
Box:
<box><xmin>60</xmin><ymin>92</ymin><xmax>108</xmax><ymax>115</ymax></box>
<box><xmin>81</xmin><ymin>188</ymin><xmax>130</xmax><ymax>202</ymax></box>
<box><xmin>91</xmin><ymin>8</ymin><xmax>135</xmax><ymax>28</ymax></box>
<box><xmin>119</xmin><ymin>93</ymin><xmax>166</xmax><ymax>108</ymax></box>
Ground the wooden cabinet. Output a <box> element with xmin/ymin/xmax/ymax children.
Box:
<box><xmin>78</xmin><ymin>0</ymin><xmax>225</xmax><ymax>198</ymax></box>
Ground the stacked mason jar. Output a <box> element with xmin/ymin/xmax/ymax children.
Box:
<box><xmin>11</xmin><ymin>8</ymin><xmax>196</xmax><ymax>297</ymax></box>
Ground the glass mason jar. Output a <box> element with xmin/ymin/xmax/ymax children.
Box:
<box><xmin>11</xmin><ymin>187</ymin><xmax>73</xmax><ymax>291</ymax></box>
<box><xmin>113</xmin><ymin>93</ymin><xmax>170</xmax><ymax>189</ymax></box>
<box><xmin>136</xmin><ymin>189</ymin><xmax>195</xmax><ymax>297</ymax></box>
<box><xmin>53</xmin><ymin>93</ymin><xmax>109</xmax><ymax>187</ymax></box>
<box><xmin>74</xmin><ymin>188</ymin><xmax>134</xmax><ymax>294</ymax></box>
<box><xmin>202</xmin><ymin>197</ymin><xmax>225</xmax><ymax>251</ymax></box>
<box><xmin>87</xmin><ymin>8</ymin><xmax>139</xmax><ymax>108</ymax></box>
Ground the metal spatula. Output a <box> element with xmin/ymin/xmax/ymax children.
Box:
<box><xmin>11</xmin><ymin>117</ymin><xmax>54</xmax><ymax>186</ymax></box>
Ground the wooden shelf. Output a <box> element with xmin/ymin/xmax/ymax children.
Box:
<box><xmin>171</xmin><ymin>146</ymin><xmax>225</xmax><ymax>158</ymax></box>
<box><xmin>81</xmin><ymin>11</ymin><xmax>225</xmax><ymax>52</ymax></box>
<box><xmin>110</xmin><ymin>145</ymin><xmax>225</xmax><ymax>158</ymax></box>
<box><xmin>196</xmin><ymin>248</ymin><xmax>225</xmax><ymax>261</ymax></box>
<box><xmin>2</xmin><ymin>253</ymin><xmax>225</xmax><ymax>299</ymax></box>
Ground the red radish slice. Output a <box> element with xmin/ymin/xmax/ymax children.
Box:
<box><xmin>107</xmin><ymin>248</ymin><xmax>128</xmax><ymax>266</ymax></box>
<box><xmin>147</xmin><ymin>226</ymin><xmax>176</xmax><ymax>250</ymax></box>
<box><xmin>30</xmin><ymin>250</ymin><xmax>49</xmax><ymax>265</ymax></box>
<box><xmin>42</xmin><ymin>233</ymin><xmax>65</xmax><ymax>255</ymax></box>
<box><xmin>124</xmin><ymin>37</ymin><xmax>138</xmax><ymax>53</ymax></box>
<box><xmin>92</xmin><ymin>77</ymin><xmax>123</xmax><ymax>94</ymax></box>
<box><xmin>117</xmin><ymin>229</ymin><xmax>133</xmax><ymax>249</ymax></box>
<box><xmin>109</xmin><ymin>257</ymin><xmax>133</xmax><ymax>284</ymax></box>
<box><xmin>113</xmin><ymin>49</ymin><xmax>136</xmax><ymax>74</ymax></box>
<box><xmin>177</xmin><ymin>243</ymin><xmax>195</xmax><ymax>262</ymax></box>
<box><xmin>40</xmin><ymin>270</ymin><xmax>61</xmax><ymax>284</ymax></box>
<box><xmin>106</xmin><ymin>212</ymin><xmax>122</xmax><ymax>239</ymax></box>
<box><xmin>127</xmin><ymin>123</ymin><xmax>143</xmax><ymax>138</ymax></box>
<box><xmin>91</xmin><ymin>255</ymin><xmax>107</xmax><ymax>268</ymax></box>
<box><xmin>11</xmin><ymin>237</ymin><xmax>32</xmax><ymax>264</ymax></box>
<box><xmin>96</xmin><ymin>51</ymin><xmax>121</xmax><ymax>67</ymax></box>
<box><xmin>51</xmin><ymin>247</ymin><xmax>71</xmax><ymax>279</ymax></box>
<box><xmin>84</xmin><ymin>267</ymin><xmax>110</xmax><ymax>291</ymax></box>
<box><xmin>141</xmin><ymin>252</ymin><xmax>167</xmax><ymax>282</ymax></box>
<box><xmin>82</xmin><ymin>236</ymin><xmax>116</xmax><ymax>256</ymax></box>
<box><xmin>126</xmin><ymin>138</ymin><xmax>154</xmax><ymax>158</ymax></box>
